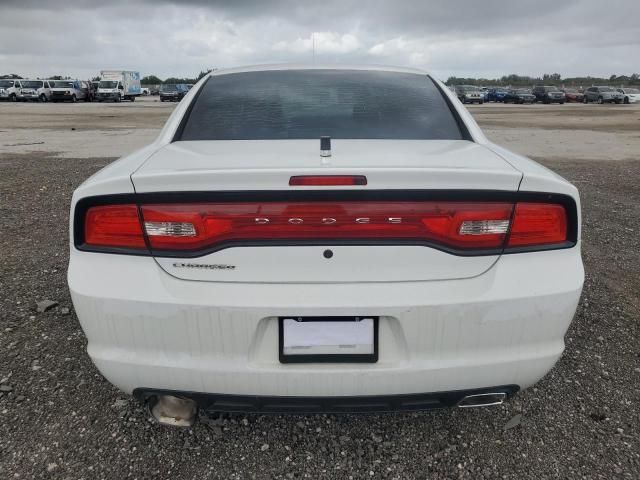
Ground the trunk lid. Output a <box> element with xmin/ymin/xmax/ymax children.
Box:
<box><xmin>131</xmin><ymin>139</ymin><xmax>522</xmax><ymax>283</ymax></box>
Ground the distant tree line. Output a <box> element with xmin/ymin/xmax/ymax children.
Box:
<box><xmin>446</xmin><ymin>73</ymin><xmax>640</xmax><ymax>87</ymax></box>
<box><xmin>141</xmin><ymin>69</ymin><xmax>213</xmax><ymax>85</ymax></box>
<box><xmin>0</xmin><ymin>74</ymin><xmax>75</xmax><ymax>80</ymax></box>
<box><xmin>1</xmin><ymin>69</ymin><xmax>214</xmax><ymax>83</ymax></box>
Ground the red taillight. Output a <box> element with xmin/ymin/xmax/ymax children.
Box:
<box><xmin>289</xmin><ymin>175</ymin><xmax>367</xmax><ymax>186</ymax></box>
<box><xmin>507</xmin><ymin>203</ymin><xmax>567</xmax><ymax>247</ymax></box>
<box><xmin>140</xmin><ymin>202</ymin><xmax>514</xmax><ymax>251</ymax></box>
<box><xmin>84</xmin><ymin>204</ymin><xmax>146</xmax><ymax>248</ymax></box>
<box><xmin>79</xmin><ymin>200</ymin><xmax>572</xmax><ymax>254</ymax></box>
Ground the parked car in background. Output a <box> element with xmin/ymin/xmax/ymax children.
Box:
<box><xmin>19</xmin><ymin>79</ymin><xmax>53</xmax><ymax>102</ymax></box>
<box><xmin>583</xmin><ymin>86</ymin><xmax>623</xmax><ymax>104</ymax></box>
<box><xmin>97</xmin><ymin>70</ymin><xmax>141</xmax><ymax>102</ymax></box>
<box><xmin>616</xmin><ymin>88</ymin><xmax>640</xmax><ymax>104</ymax></box>
<box><xmin>454</xmin><ymin>85</ymin><xmax>484</xmax><ymax>104</ymax></box>
<box><xmin>503</xmin><ymin>88</ymin><xmax>536</xmax><ymax>104</ymax></box>
<box><xmin>487</xmin><ymin>88</ymin><xmax>508</xmax><ymax>102</ymax></box>
<box><xmin>0</xmin><ymin>79</ymin><xmax>23</xmax><ymax>101</ymax></box>
<box><xmin>68</xmin><ymin>65</ymin><xmax>583</xmax><ymax>424</ymax></box>
<box><xmin>561</xmin><ymin>88</ymin><xmax>584</xmax><ymax>103</ymax></box>
<box><xmin>479</xmin><ymin>87</ymin><xmax>490</xmax><ymax>101</ymax></box>
<box><xmin>532</xmin><ymin>86</ymin><xmax>565</xmax><ymax>104</ymax></box>
<box><xmin>50</xmin><ymin>80</ymin><xmax>92</xmax><ymax>102</ymax></box>
<box><xmin>159</xmin><ymin>83</ymin><xmax>189</xmax><ymax>102</ymax></box>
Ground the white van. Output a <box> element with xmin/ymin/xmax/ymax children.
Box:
<box><xmin>0</xmin><ymin>79</ymin><xmax>23</xmax><ymax>102</ymax></box>
<box><xmin>50</xmin><ymin>80</ymin><xmax>91</xmax><ymax>102</ymax></box>
<box><xmin>20</xmin><ymin>79</ymin><xmax>54</xmax><ymax>102</ymax></box>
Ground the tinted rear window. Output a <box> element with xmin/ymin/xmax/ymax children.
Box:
<box><xmin>179</xmin><ymin>70</ymin><xmax>463</xmax><ymax>141</ymax></box>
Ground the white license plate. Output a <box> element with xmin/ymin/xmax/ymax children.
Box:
<box><xmin>279</xmin><ymin>317</ymin><xmax>378</xmax><ymax>363</ymax></box>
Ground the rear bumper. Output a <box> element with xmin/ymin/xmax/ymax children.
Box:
<box><xmin>69</xmin><ymin>246</ymin><xmax>583</xmax><ymax>399</ymax></box>
<box><xmin>134</xmin><ymin>385</ymin><xmax>519</xmax><ymax>414</ymax></box>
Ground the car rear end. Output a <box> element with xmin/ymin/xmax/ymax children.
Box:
<box><xmin>68</xmin><ymin>66</ymin><xmax>583</xmax><ymax>418</ymax></box>
<box><xmin>160</xmin><ymin>84</ymin><xmax>181</xmax><ymax>102</ymax></box>
<box><xmin>543</xmin><ymin>88</ymin><xmax>565</xmax><ymax>103</ymax></box>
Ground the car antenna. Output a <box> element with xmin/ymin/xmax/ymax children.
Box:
<box><xmin>320</xmin><ymin>136</ymin><xmax>331</xmax><ymax>165</ymax></box>
<box><xmin>320</xmin><ymin>136</ymin><xmax>331</xmax><ymax>156</ymax></box>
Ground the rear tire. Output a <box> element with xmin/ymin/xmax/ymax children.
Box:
<box><xmin>71</xmin><ymin>95</ymin><xmax>77</xmax><ymax>103</ymax></box>
<box><xmin>624</xmin><ymin>97</ymin><xmax>630</xmax><ymax>104</ymax></box>
<box><xmin>39</xmin><ymin>94</ymin><xmax>47</xmax><ymax>102</ymax></box>
<box><xmin>9</xmin><ymin>93</ymin><xmax>17</xmax><ymax>102</ymax></box>
<box><xmin>597</xmin><ymin>97</ymin><xmax>604</xmax><ymax>104</ymax></box>
<box><xmin>130</xmin><ymin>96</ymin><xmax>135</xmax><ymax>102</ymax></box>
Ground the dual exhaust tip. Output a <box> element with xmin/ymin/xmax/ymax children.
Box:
<box><xmin>147</xmin><ymin>391</ymin><xmax>507</xmax><ymax>427</ymax></box>
<box><xmin>149</xmin><ymin>395</ymin><xmax>198</xmax><ymax>427</ymax></box>
<box><xmin>457</xmin><ymin>392</ymin><xmax>507</xmax><ymax>408</ymax></box>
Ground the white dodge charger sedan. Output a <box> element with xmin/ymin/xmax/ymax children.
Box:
<box><xmin>68</xmin><ymin>65</ymin><xmax>583</xmax><ymax>425</ymax></box>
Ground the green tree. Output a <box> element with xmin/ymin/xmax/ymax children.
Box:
<box><xmin>141</xmin><ymin>75</ymin><xmax>162</xmax><ymax>84</ymax></box>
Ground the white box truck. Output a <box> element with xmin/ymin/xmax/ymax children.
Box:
<box><xmin>97</xmin><ymin>70</ymin><xmax>141</xmax><ymax>102</ymax></box>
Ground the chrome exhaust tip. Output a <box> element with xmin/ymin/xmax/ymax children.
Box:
<box><xmin>457</xmin><ymin>392</ymin><xmax>507</xmax><ymax>408</ymax></box>
<box><xmin>149</xmin><ymin>395</ymin><xmax>197</xmax><ymax>427</ymax></box>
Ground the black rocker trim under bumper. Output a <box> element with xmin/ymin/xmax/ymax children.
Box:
<box><xmin>133</xmin><ymin>385</ymin><xmax>519</xmax><ymax>414</ymax></box>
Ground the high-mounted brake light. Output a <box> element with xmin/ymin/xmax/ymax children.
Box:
<box><xmin>289</xmin><ymin>175</ymin><xmax>367</xmax><ymax>186</ymax></box>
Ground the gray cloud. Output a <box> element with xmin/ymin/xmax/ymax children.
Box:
<box><xmin>1</xmin><ymin>0</ymin><xmax>638</xmax><ymax>80</ymax></box>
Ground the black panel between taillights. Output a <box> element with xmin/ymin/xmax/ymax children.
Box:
<box><xmin>72</xmin><ymin>189</ymin><xmax>579</xmax><ymax>258</ymax></box>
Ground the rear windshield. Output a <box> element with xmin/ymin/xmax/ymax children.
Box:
<box><xmin>179</xmin><ymin>70</ymin><xmax>463</xmax><ymax>141</ymax></box>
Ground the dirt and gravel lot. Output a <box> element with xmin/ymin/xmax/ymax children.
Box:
<box><xmin>1</xmin><ymin>99</ymin><xmax>639</xmax><ymax>479</ymax></box>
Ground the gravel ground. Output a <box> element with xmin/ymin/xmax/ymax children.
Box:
<box><xmin>1</xmin><ymin>103</ymin><xmax>639</xmax><ymax>479</ymax></box>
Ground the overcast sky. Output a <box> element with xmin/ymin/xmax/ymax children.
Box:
<box><xmin>2</xmin><ymin>0</ymin><xmax>639</xmax><ymax>80</ymax></box>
